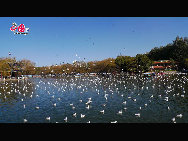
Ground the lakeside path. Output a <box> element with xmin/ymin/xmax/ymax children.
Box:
<box><xmin>0</xmin><ymin>78</ymin><xmax>28</xmax><ymax>82</ymax></box>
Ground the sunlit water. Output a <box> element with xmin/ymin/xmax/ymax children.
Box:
<box><xmin>0</xmin><ymin>74</ymin><xmax>188</xmax><ymax>123</ymax></box>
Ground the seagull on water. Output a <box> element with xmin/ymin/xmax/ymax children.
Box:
<box><xmin>104</xmin><ymin>94</ymin><xmax>108</xmax><ymax>101</ymax></box>
<box><xmin>73</xmin><ymin>113</ymin><xmax>77</xmax><ymax>117</ymax></box>
<box><xmin>172</xmin><ymin>117</ymin><xmax>176</xmax><ymax>123</ymax></box>
<box><xmin>64</xmin><ymin>117</ymin><xmax>68</xmax><ymax>122</ymax></box>
<box><xmin>111</xmin><ymin>121</ymin><xmax>117</xmax><ymax>123</ymax></box>
<box><xmin>46</xmin><ymin>117</ymin><xmax>50</xmax><ymax>121</ymax></box>
<box><xmin>24</xmin><ymin>119</ymin><xmax>27</xmax><ymax>123</ymax></box>
<box><xmin>133</xmin><ymin>98</ymin><xmax>136</xmax><ymax>102</ymax></box>
<box><xmin>86</xmin><ymin>100</ymin><xmax>92</xmax><ymax>105</ymax></box>
<box><xmin>176</xmin><ymin>114</ymin><xmax>183</xmax><ymax>118</ymax></box>
<box><xmin>117</xmin><ymin>110</ymin><xmax>122</xmax><ymax>115</ymax></box>
<box><xmin>86</xmin><ymin>105</ymin><xmax>90</xmax><ymax>110</ymax></box>
<box><xmin>164</xmin><ymin>97</ymin><xmax>169</xmax><ymax>101</ymax></box>
<box><xmin>122</xmin><ymin>101</ymin><xmax>126</xmax><ymax>105</ymax></box>
<box><xmin>100</xmin><ymin>110</ymin><xmax>104</xmax><ymax>114</ymax></box>
<box><xmin>81</xmin><ymin>114</ymin><xmax>85</xmax><ymax>118</ymax></box>
<box><xmin>135</xmin><ymin>113</ymin><xmax>140</xmax><ymax>117</ymax></box>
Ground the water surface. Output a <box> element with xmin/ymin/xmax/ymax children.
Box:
<box><xmin>0</xmin><ymin>74</ymin><xmax>188</xmax><ymax>123</ymax></box>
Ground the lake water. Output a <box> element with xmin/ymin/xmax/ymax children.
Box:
<box><xmin>0</xmin><ymin>74</ymin><xmax>188</xmax><ymax>123</ymax></box>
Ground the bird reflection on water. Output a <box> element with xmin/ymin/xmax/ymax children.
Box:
<box><xmin>0</xmin><ymin>73</ymin><xmax>188</xmax><ymax>123</ymax></box>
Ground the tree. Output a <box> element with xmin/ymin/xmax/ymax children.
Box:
<box><xmin>97</xmin><ymin>58</ymin><xmax>116</xmax><ymax>73</ymax></box>
<box><xmin>115</xmin><ymin>56</ymin><xmax>126</xmax><ymax>72</ymax></box>
<box><xmin>115</xmin><ymin>56</ymin><xmax>137</xmax><ymax>73</ymax></box>
<box><xmin>147</xmin><ymin>36</ymin><xmax>188</xmax><ymax>70</ymax></box>
<box><xmin>17</xmin><ymin>59</ymin><xmax>36</xmax><ymax>75</ymax></box>
<box><xmin>184</xmin><ymin>58</ymin><xmax>188</xmax><ymax>70</ymax></box>
<box><xmin>0</xmin><ymin>57</ymin><xmax>19</xmax><ymax>78</ymax></box>
<box><xmin>0</xmin><ymin>58</ymin><xmax>11</xmax><ymax>77</ymax></box>
<box><xmin>135</xmin><ymin>54</ymin><xmax>152</xmax><ymax>73</ymax></box>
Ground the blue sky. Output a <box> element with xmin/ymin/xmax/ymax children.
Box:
<box><xmin>0</xmin><ymin>17</ymin><xmax>188</xmax><ymax>67</ymax></box>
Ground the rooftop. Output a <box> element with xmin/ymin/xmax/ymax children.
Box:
<box><xmin>153</xmin><ymin>60</ymin><xmax>171</xmax><ymax>64</ymax></box>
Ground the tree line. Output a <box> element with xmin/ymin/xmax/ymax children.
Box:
<box><xmin>1</xmin><ymin>36</ymin><xmax>188</xmax><ymax>77</ymax></box>
<box><xmin>0</xmin><ymin>55</ymin><xmax>151</xmax><ymax>77</ymax></box>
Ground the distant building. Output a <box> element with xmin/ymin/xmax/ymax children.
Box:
<box><xmin>150</xmin><ymin>60</ymin><xmax>178</xmax><ymax>71</ymax></box>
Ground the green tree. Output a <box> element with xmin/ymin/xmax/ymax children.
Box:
<box><xmin>115</xmin><ymin>56</ymin><xmax>137</xmax><ymax>73</ymax></box>
<box><xmin>135</xmin><ymin>54</ymin><xmax>152</xmax><ymax>73</ymax></box>
<box><xmin>147</xmin><ymin>36</ymin><xmax>188</xmax><ymax>70</ymax></box>
<box><xmin>184</xmin><ymin>58</ymin><xmax>188</xmax><ymax>69</ymax></box>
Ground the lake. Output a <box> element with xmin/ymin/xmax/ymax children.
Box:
<box><xmin>0</xmin><ymin>74</ymin><xmax>188</xmax><ymax>123</ymax></box>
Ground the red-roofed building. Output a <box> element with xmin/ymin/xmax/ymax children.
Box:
<box><xmin>150</xmin><ymin>60</ymin><xmax>178</xmax><ymax>71</ymax></box>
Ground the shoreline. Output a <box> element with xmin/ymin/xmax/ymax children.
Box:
<box><xmin>0</xmin><ymin>71</ymin><xmax>187</xmax><ymax>81</ymax></box>
<box><xmin>0</xmin><ymin>78</ymin><xmax>28</xmax><ymax>82</ymax></box>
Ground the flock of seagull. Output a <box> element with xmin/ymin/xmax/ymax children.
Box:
<box><xmin>0</xmin><ymin>73</ymin><xmax>188</xmax><ymax>123</ymax></box>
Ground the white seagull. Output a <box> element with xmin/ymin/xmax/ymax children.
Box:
<box><xmin>23</xmin><ymin>119</ymin><xmax>27</xmax><ymax>123</ymax></box>
<box><xmin>117</xmin><ymin>110</ymin><xmax>122</xmax><ymax>115</ymax></box>
<box><xmin>100</xmin><ymin>110</ymin><xmax>104</xmax><ymax>114</ymax></box>
<box><xmin>172</xmin><ymin>117</ymin><xmax>176</xmax><ymax>123</ymax></box>
<box><xmin>111</xmin><ymin>121</ymin><xmax>117</xmax><ymax>123</ymax></box>
<box><xmin>122</xmin><ymin>101</ymin><xmax>126</xmax><ymax>105</ymax></box>
<box><xmin>46</xmin><ymin>117</ymin><xmax>50</xmax><ymax>121</ymax></box>
<box><xmin>135</xmin><ymin>113</ymin><xmax>141</xmax><ymax>117</ymax></box>
<box><xmin>81</xmin><ymin>114</ymin><xmax>85</xmax><ymax>118</ymax></box>
<box><xmin>86</xmin><ymin>105</ymin><xmax>90</xmax><ymax>110</ymax></box>
<box><xmin>73</xmin><ymin>113</ymin><xmax>77</xmax><ymax>117</ymax></box>
<box><xmin>64</xmin><ymin>117</ymin><xmax>68</xmax><ymax>122</ymax></box>
<box><xmin>176</xmin><ymin>114</ymin><xmax>183</xmax><ymax>118</ymax></box>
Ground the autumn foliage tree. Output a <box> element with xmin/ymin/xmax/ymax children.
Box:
<box><xmin>0</xmin><ymin>57</ymin><xmax>36</xmax><ymax>78</ymax></box>
<box><xmin>17</xmin><ymin>59</ymin><xmax>36</xmax><ymax>75</ymax></box>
